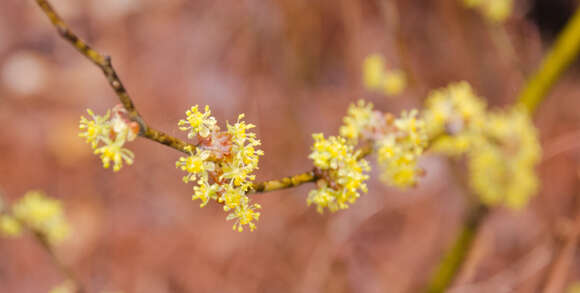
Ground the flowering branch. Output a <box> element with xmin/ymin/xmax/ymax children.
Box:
<box><xmin>35</xmin><ymin>0</ymin><xmax>193</xmax><ymax>154</ymax></box>
<box><xmin>0</xmin><ymin>192</ymin><xmax>84</xmax><ymax>293</ymax></box>
<box><xmin>249</xmin><ymin>143</ymin><xmax>374</xmax><ymax>194</ymax></box>
<box><xmin>32</xmin><ymin>231</ymin><xmax>85</xmax><ymax>293</ymax></box>
<box><xmin>425</xmin><ymin>7</ymin><xmax>580</xmax><ymax>292</ymax></box>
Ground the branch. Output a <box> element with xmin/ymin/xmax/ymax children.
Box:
<box><xmin>33</xmin><ymin>231</ymin><xmax>86</xmax><ymax>293</ymax></box>
<box><xmin>35</xmin><ymin>0</ymin><xmax>193</xmax><ymax>154</ymax></box>
<box><xmin>249</xmin><ymin>143</ymin><xmax>373</xmax><ymax>194</ymax></box>
<box><xmin>518</xmin><ymin>7</ymin><xmax>580</xmax><ymax>113</ymax></box>
<box><xmin>425</xmin><ymin>203</ymin><xmax>488</xmax><ymax>293</ymax></box>
<box><xmin>0</xmin><ymin>205</ymin><xmax>85</xmax><ymax>293</ymax></box>
<box><xmin>426</xmin><ymin>7</ymin><xmax>580</xmax><ymax>292</ymax></box>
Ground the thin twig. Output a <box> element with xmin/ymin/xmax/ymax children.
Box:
<box><xmin>425</xmin><ymin>203</ymin><xmax>488</xmax><ymax>293</ymax></box>
<box><xmin>33</xmin><ymin>231</ymin><xmax>86</xmax><ymax>293</ymax></box>
<box><xmin>35</xmin><ymin>0</ymin><xmax>193</xmax><ymax>154</ymax></box>
<box><xmin>249</xmin><ymin>143</ymin><xmax>373</xmax><ymax>194</ymax></box>
<box><xmin>0</xmin><ymin>203</ymin><xmax>85</xmax><ymax>293</ymax></box>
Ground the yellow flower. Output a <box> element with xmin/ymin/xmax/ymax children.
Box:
<box><xmin>178</xmin><ymin>105</ymin><xmax>217</xmax><ymax>138</ymax></box>
<box><xmin>176</xmin><ymin>147</ymin><xmax>214</xmax><ymax>183</ymax></box>
<box><xmin>79</xmin><ymin>109</ymin><xmax>111</xmax><ymax>148</ymax></box>
<box><xmin>339</xmin><ymin>100</ymin><xmax>376</xmax><ymax>144</ymax></box>
<box><xmin>0</xmin><ymin>214</ymin><xmax>22</xmax><ymax>237</ymax></box>
<box><xmin>226</xmin><ymin>199</ymin><xmax>261</xmax><ymax>232</ymax></box>
<box><xmin>383</xmin><ymin>69</ymin><xmax>407</xmax><ymax>96</ymax></box>
<box><xmin>363</xmin><ymin>54</ymin><xmax>385</xmax><ymax>90</ymax></box>
<box><xmin>192</xmin><ymin>180</ymin><xmax>219</xmax><ymax>207</ymax></box>
<box><xmin>79</xmin><ymin>107</ymin><xmax>137</xmax><ymax>172</ymax></box>
<box><xmin>362</xmin><ymin>54</ymin><xmax>407</xmax><ymax>96</ymax></box>
<box><xmin>93</xmin><ymin>137</ymin><xmax>135</xmax><ymax>172</ymax></box>
<box><xmin>468</xmin><ymin>107</ymin><xmax>541</xmax><ymax>209</ymax></box>
<box><xmin>308</xmin><ymin>134</ymin><xmax>370</xmax><ymax>213</ymax></box>
<box><xmin>377</xmin><ymin>109</ymin><xmax>428</xmax><ymax>187</ymax></box>
<box><xmin>12</xmin><ymin>191</ymin><xmax>70</xmax><ymax>245</ymax></box>
<box><xmin>423</xmin><ymin>81</ymin><xmax>487</xmax><ymax>155</ymax></box>
<box><xmin>177</xmin><ymin>106</ymin><xmax>264</xmax><ymax>232</ymax></box>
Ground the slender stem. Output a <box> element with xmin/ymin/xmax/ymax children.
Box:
<box><xmin>518</xmin><ymin>7</ymin><xmax>580</xmax><ymax>113</ymax></box>
<box><xmin>33</xmin><ymin>231</ymin><xmax>86</xmax><ymax>293</ymax></box>
<box><xmin>0</xmin><ymin>205</ymin><xmax>85</xmax><ymax>293</ymax></box>
<box><xmin>250</xmin><ymin>170</ymin><xmax>318</xmax><ymax>194</ymax></box>
<box><xmin>35</xmin><ymin>0</ymin><xmax>193</xmax><ymax>154</ymax></box>
<box><xmin>425</xmin><ymin>7</ymin><xmax>580</xmax><ymax>292</ymax></box>
<box><xmin>425</xmin><ymin>203</ymin><xmax>488</xmax><ymax>293</ymax></box>
<box><xmin>249</xmin><ymin>142</ymin><xmax>373</xmax><ymax>194</ymax></box>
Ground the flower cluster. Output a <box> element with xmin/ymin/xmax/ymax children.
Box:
<box><xmin>423</xmin><ymin>82</ymin><xmax>541</xmax><ymax>209</ymax></box>
<box><xmin>362</xmin><ymin>54</ymin><xmax>407</xmax><ymax>96</ymax></box>
<box><xmin>340</xmin><ymin>101</ymin><xmax>428</xmax><ymax>188</ymax></box>
<box><xmin>176</xmin><ymin>105</ymin><xmax>263</xmax><ymax>231</ymax></box>
<box><xmin>0</xmin><ymin>191</ymin><xmax>70</xmax><ymax>245</ymax></box>
<box><xmin>468</xmin><ymin>107</ymin><xmax>541</xmax><ymax>209</ymax></box>
<box><xmin>339</xmin><ymin>99</ymin><xmax>377</xmax><ymax>144</ymax></box>
<box><xmin>79</xmin><ymin>105</ymin><xmax>138</xmax><ymax>171</ymax></box>
<box><xmin>422</xmin><ymin>81</ymin><xmax>487</xmax><ymax>155</ymax></box>
<box><xmin>308</xmin><ymin>134</ymin><xmax>370</xmax><ymax>213</ymax></box>
<box><xmin>377</xmin><ymin>110</ymin><xmax>428</xmax><ymax>187</ymax></box>
<box><xmin>462</xmin><ymin>0</ymin><xmax>513</xmax><ymax>23</ymax></box>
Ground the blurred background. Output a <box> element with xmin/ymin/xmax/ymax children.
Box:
<box><xmin>1</xmin><ymin>0</ymin><xmax>580</xmax><ymax>292</ymax></box>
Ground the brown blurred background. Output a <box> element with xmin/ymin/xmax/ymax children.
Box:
<box><xmin>1</xmin><ymin>0</ymin><xmax>580</xmax><ymax>292</ymax></box>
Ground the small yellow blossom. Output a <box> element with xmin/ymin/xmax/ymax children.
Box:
<box><xmin>363</xmin><ymin>54</ymin><xmax>385</xmax><ymax>90</ymax></box>
<box><xmin>192</xmin><ymin>180</ymin><xmax>219</xmax><ymax>207</ymax></box>
<box><xmin>79</xmin><ymin>109</ymin><xmax>111</xmax><ymax>148</ymax></box>
<box><xmin>377</xmin><ymin>110</ymin><xmax>428</xmax><ymax>187</ymax></box>
<box><xmin>339</xmin><ymin>100</ymin><xmax>376</xmax><ymax>144</ymax></box>
<box><xmin>94</xmin><ymin>137</ymin><xmax>135</xmax><ymax>172</ymax></box>
<box><xmin>178</xmin><ymin>105</ymin><xmax>217</xmax><ymax>138</ymax></box>
<box><xmin>79</xmin><ymin>107</ymin><xmax>137</xmax><ymax>172</ymax></box>
<box><xmin>226</xmin><ymin>199</ymin><xmax>261</xmax><ymax>232</ymax></box>
<box><xmin>176</xmin><ymin>147</ymin><xmax>214</xmax><ymax>183</ymax></box>
<box><xmin>0</xmin><ymin>214</ymin><xmax>22</xmax><ymax>237</ymax></box>
<box><xmin>11</xmin><ymin>191</ymin><xmax>70</xmax><ymax>245</ymax></box>
<box><xmin>363</xmin><ymin>54</ymin><xmax>407</xmax><ymax>96</ymax></box>
<box><xmin>383</xmin><ymin>69</ymin><xmax>407</xmax><ymax>96</ymax></box>
<box><xmin>423</xmin><ymin>81</ymin><xmax>487</xmax><ymax>154</ymax></box>
<box><xmin>308</xmin><ymin>134</ymin><xmax>370</xmax><ymax>213</ymax></box>
<box><xmin>177</xmin><ymin>105</ymin><xmax>263</xmax><ymax>231</ymax></box>
<box><xmin>468</xmin><ymin>107</ymin><xmax>541</xmax><ymax>209</ymax></box>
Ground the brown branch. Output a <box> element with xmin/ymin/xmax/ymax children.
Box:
<box><xmin>35</xmin><ymin>0</ymin><xmax>193</xmax><ymax>154</ymax></box>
